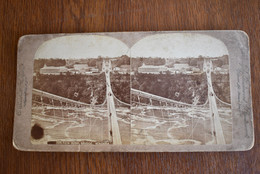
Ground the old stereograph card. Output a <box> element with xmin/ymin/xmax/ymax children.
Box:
<box><xmin>13</xmin><ymin>31</ymin><xmax>254</xmax><ymax>151</ymax></box>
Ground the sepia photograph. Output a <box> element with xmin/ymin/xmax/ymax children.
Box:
<box><xmin>130</xmin><ymin>34</ymin><xmax>232</xmax><ymax>145</ymax></box>
<box><xmin>31</xmin><ymin>35</ymin><xmax>131</xmax><ymax>145</ymax></box>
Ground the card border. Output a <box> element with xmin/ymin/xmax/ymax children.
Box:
<box><xmin>13</xmin><ymin>30</ymin><xmax>254</xmax><ymax>152</ymax></box>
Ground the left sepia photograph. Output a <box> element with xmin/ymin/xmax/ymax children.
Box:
<box><xmin>31</xmin><ymin>35</ymin><xmax>131</xmax><ymax>145</ymax></box>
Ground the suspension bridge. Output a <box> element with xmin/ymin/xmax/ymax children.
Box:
<box><xmin>31</xmin><ymin>59</ymin><xmax>231</xmax><ymax>145</ymax></box>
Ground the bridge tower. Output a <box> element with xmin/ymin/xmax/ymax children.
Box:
<box><xmin>102</xmin><ymin>59</ymin><xmax>122</xmax><ymax>144</ymax></box>
<box><xmin>203</xmin><ymin>59</ymin><xmax>226</xmax><ymax>144</ymax></box>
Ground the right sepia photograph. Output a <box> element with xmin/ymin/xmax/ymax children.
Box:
<box><xmin>130</xmin><ymin>33</ymin><xmax>232</xmax><ymax>145</ymax></box>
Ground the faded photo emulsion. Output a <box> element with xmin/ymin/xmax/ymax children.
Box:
<box><xmin>30</xmin><ymin>33</ymin><xmax>232</xmax><ymax>146</ymax></box>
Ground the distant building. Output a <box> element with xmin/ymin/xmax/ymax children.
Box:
<box><xmin>173</xmin><ymin>63</ymin><xmax>189</xmax><ymax>70</ymax></box>
<box><xmin>113</xmin><ymin>65</ymin><xmax>130</xmax><ymax>74</ymax></box>
<box><xmin>90</xmin><ymin>67</ymin><xmax>99</xmax><ymax>73</ymax></box>
<box><xmin>40</xmin><ymin>63</ymin><xmax>99</xmax><ymax>75</ymax></box>
<box><xmin>40</xmin><ymin>64</ymin><xmax>68</xmax><ymax>75</ymax></box>
<box><xmin>167</xmin><ymin>68</ymin><xmax>179</xmax><ymax>74</ymax></box>
<box><xmin>73</xmin><ymin>64</ymin><xmax>89</xmax><ymax>73</ymax></box>
<box><xmin>167</xmin><ymin>63</ymin><xmax>190</xmax><ymax>74</ymax></box>
<box><xmin>138</xmin><ymin>63</ymin><xmax>168</xmax><ymax>74</ymax></box>
<box><xmin>113</xmin><ymin>67</ymin><xmax>120</xmax><ymax>71</ymax></box>
<box><xmin>69</xmin><ymin>64</ymin><xmax>99</xmax><ymax>74</ymax></box>
<box><xmin>166</xmin><ymin>63</ymin><xmax>203</xmax><ymax>74</ymax></box>
<box><xmin>192</xmin><ymin>67</ymin><xmax>202</xmax><ymax>74</ymax></box>
<box><xmin>119</xmin><ymin>65</ymin><xmax>130</xmax><ymax>74</ymax></box>
<box><xmin>214</xmin><ymin>66</ymin><xmax>229</xmax><ymax>74</ymax></box>
<box><xmin>68</xmin><ymin>69</ymin><xmax>80</xmax><ymax>75</ymax></box>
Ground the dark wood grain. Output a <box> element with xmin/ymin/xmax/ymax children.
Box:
<box><xmin>0</xmin><ymin>0</ymin><xmax>259</xmax><ymax>173</ymax></box>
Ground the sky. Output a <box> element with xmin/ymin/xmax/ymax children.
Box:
<box><xmin>130</xmin><ymin>33</ymin><xmax>228</xmax><ymax>58</ymax></box>
<box><xmin>34</xmin><ymin>35</ymin><xmax>130</xmax><ymax>59</ymax></box>
<box><xmin>35</xmin><ymin>33</ymin><xmax>228</xmax><ymax>59</ymax></box>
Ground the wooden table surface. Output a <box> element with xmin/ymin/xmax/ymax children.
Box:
<box><xmin>0</xmin><ymin>0</ymin><xmax>259</xmax><ymax>173</ymax></box>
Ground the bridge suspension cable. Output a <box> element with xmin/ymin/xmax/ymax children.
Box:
<box><xmin>131</xmin><ymin>88</ymin><xmax>208</xmax><ymax>107</ymax></box>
